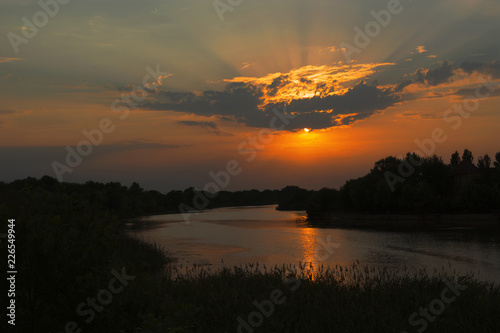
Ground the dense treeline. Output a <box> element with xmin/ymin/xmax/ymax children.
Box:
<box><xmin>277</xmin><ymin>149</ymin><xmax>500</xmax><ymax>216</ymax></box>
<box><xmin>0</xmin><ymin>177</ymin><xmax>283</xmax><ymax>220</ymax></box>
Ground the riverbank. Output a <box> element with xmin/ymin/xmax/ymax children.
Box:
<box><xmin>306</xmin><ymin>212</ymin><xmax>500</xmax><ymax>230</ymax></box>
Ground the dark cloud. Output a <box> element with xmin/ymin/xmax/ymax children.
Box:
<box><xmin>395</xmin><ymin>78</ymin><xmax>414</xmax><ymax>92</ymax></box>
<box><xmin>178</xmin><ymin>120</ymin><xmax>218</xmax><ymax>130</ymax></box>
<box><xmin>100</xmin><ymin>140</ymin><xmax>189</xmax><ymax>154</ymax></box>
<box><xmin>281</xmin><ymin>82</ymin><xmax>398</xmax><ymax>114</ymax></box>
<box><xmin>177</xmin><ymin>120</ymin><xmax>233</xmax><ymax>136</ymax></box>
<box><xmin>143</xmin><ymin>82</ymin><xmax>263</xmax><ymax>118</ymax></box>
<box><xmin>0</xmin><ymin>141</ymin><xmax>188</xmax><ymax>181</ymax></box>
<box><xmin>258</xmin><ymin>82</ymin><xmax>399</xmax><ymax>130</ymax></box>
<box><xmin>267</xmin><ymin>75</ymin><xmax>290</xmax><ymax>96</ymax></box>
<box><xmin>397</xmin><ymin>60</ymin><xmax>500</xmax><ymax>92</ymax></box>
<box><xmin>0</xmin><ymin>109</ymin><xmax>16</xmax><ymax>115</ymax></box>
<box><xmin>455</xmin><ymin>87</ymin><xmax>500</xmax><ymax>98</ymax></box>
<box><xmin>0</xmin><ymin>141</ymin><xmax>187</xmax><ymax>164</ymax></box>
<box><xmin>415</xmin><ymin>61</ymin><xmax>455</xmax><ymax>86</ymax></box>
<box><xmin>139</xmin><ymin>60</ymin><xmax>499</xmax><ymax>131</ymax></box>
<box><xmin>142</xmin><ymin>81</ymin><xmax>399</xmax><ymax>131</ymax></box>
<box><xmin>460</xmin><ymin>60</ymin><xmax>500</xmax><ymax>79</ymax></box>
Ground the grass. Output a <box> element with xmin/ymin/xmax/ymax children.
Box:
<box><xmin>134</xmin><ymin>260</ymin><xmax>500</xmax><ymax>333</ymax></box>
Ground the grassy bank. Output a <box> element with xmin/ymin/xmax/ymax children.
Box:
<box><xmin>135</xmin><ymin>263</ymin><xmax>500</xmax><ymax>333</ymax></box>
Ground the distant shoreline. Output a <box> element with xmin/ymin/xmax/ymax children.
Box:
<box><xmin>125</xmin><ymin>205</ymin><xmax>500</xmax><ymax>230</ymax></box>
<box><xmin>306</xmin><ymin>212</ymin><xmax>500</xmax><ymax>230</ymax></box>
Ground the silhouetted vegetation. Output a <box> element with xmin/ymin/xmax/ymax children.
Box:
<box><xmin>285</xmin><ymin>149</ymin><xmax>500</xmax><ymax>217</ymax></box>
<box><xmin>0</xmin><ymin>177</ymin><xmax>174</xmax><ymax>333</ymax></box>
<box><xmin>153</xmin><ymin>263</ymin><xmax>500</xmax><ymax>333</ymax></box>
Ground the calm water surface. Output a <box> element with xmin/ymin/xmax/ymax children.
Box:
<box><xmin>127</xmin><ymin>205</ymin><xmax>500</xmax><ymax>282</ymax></box>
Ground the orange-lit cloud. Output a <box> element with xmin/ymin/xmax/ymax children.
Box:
<box><xmin>416</xmin><ymin>45</ymin><xmax>428</xmax><ymax>54</ymax></box>
<box><xmin>142</xmin><ymin>63</ymin><xmax>400</xmax><ymax>131</ymax></box>
<box><xmin>0</xmin><ymin>57</ymin><xmax>21</xmax><ymax>63</ymax></box>
<box><xmin>225</xmin><ymin>63</ymin><xmax>394</xmax><ymax>106</ymax></box>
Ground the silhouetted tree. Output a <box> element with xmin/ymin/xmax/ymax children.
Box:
<box><xmin>495</xmin><ymin>152</ymin><xmax>500</xmax><ymax>169</ymax></box>
<box><xmin>371</xmin><ymin>156</ymin><xmax>401</xmax><ymax>174</ymax></box>
<box><xmin>450</xmin><ymin>151</ymin><xmax>460</xmax><ymax>167</ymax></box>
<box><xmin>462</xmin><ymin>149</ymin><xmax>474</xmax><ymax>163</ymax></box>
<box><xmin>129</xmin><ymin>182</ymin><xmax>143</xmax><ymax>195</ymax></box>
<box><xmin>478</xmin><ymin>154</ymin><xmax>491</xmax><ymax>169</ymax></box>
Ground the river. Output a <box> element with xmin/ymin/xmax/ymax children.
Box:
<box><xmin>127</xmin><ymin>205</ymin><xmax>500</xmax><ymax>283</ymax></box>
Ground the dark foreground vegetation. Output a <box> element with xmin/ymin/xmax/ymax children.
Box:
<box><xmin>1</xmin><ymin>176</ymin><xmax>500</xmax><ymax>332</ymax></box>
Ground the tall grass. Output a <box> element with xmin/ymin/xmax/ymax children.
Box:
<box><xmin>136</xmin><ymin>261</ymin><xmax>500</xmax><ymax>333</ymax></box>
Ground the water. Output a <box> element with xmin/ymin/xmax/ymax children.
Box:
<box><xmin>127</xmin><ymin>205</ymin><xmax>500</xmax><ymax>282</ymax></box>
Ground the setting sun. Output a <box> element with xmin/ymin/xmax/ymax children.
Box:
<box><xmin>304</xmin><ymin>128</ymin><xmax>311</xmax><ymax>133</ymax></box>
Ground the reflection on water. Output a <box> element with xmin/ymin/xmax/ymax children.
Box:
<box><xmin>127</xmin><ymin>205</ymin><xmax>500</xmax><ymax>282</ymax></box>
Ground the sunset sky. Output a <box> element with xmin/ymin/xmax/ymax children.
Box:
<box><xmin>1</xmin><ymin>0</ymin><xmax>499</xmax><ymax>191</ymax></box>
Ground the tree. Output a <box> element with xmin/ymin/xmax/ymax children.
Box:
<box><xmin>371</xmin><ymin>156</ymin><xmax>401</xmax><ymax>174</ymax></box>
<box><xmin>495</xmin><ymin>152</ymin><xmax>500</xmax><ymax>169</ymax></box>
<box><xmin>450</xmin><ymin>151</ymin><xmax>460</xmax><ymax>167</ymax></box>
<box><xmin>477</xmin><ymin>154</ymin><xmax>491</xmax><ymax>169</ymax></box>
<box><xmin>462</xmin><ymin>149</ymin><xmax>474</xmax><ymax>163</ymax></box>
<box><xmin>129</xmin><ymin>182</ymin><xmax>143</xmax><ymax>195</ymax></box>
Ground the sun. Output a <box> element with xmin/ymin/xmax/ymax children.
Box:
<box><xmin>303</xmin><ymin>128</ymin><xmax>311</xmax><ymax>133</ymax></box>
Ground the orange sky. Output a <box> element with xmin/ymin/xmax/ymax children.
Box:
<box><xmin>0</xmin><ymin>0</ymin><xmax>499</xmax><ymax>191</ymax></box>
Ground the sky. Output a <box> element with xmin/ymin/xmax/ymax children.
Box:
<box><xmin>0</xmin><ymin>0</ymin><xmax>499</xmax><ymax>192</ymax></box>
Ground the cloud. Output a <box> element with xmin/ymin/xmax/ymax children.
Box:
<box><xmin>141</xmin><ymin>64</ymin><xmax>398</xmax><ymax>131</ymax></box>
<box><xmin>241</xmin><ymin>62</ymin><xmax>255</xmax><ymax>70</ymax></box>
<box><xmin>102</xmin><ymin>140</ymin><xmax>188</xmax><ymax>154</ymax></box>
<box><xmin>0</xmin><ymin>109</ymin><xmax>16</xmax><ymax>115</ymax></box>
<box><xmin>178</xmin><ymin>120</ymin><xmax>218</xmax><ymax>130</ymax></box>
<box><xmin>0</xmin><ymin>141</ymin><xmax>188</xmax><ymax>164</ymax></box>
<box><xmin>143</xmin><ymin>81</ymin><xmax>399</xmax><ymax>131</ymax></box>
<box><xmin>460</xmin><ymin>60</ymin><xmax>500</xmax><ymax>79</ymax></box>
<box><xmin>0</xmin><ymin>141</ymin><xmax>189</xmax><ymax>182</ymax></box>
<box><xmin>415</xmin><ymin>61</ymin><xmax>455</xmax><ymax>86</ymax></box>
<box><xmin>395</xmin><ymin>60</ymin><xmax>500</xmax><ymax>92</ymax></box>
<box><xmin>0</xmin><ymin>58</ymin><xmax>21</xmax><ymax>63</ymax></box>
<box><xmin>143</xmin><ymin>82</ymin><xmax>263</xmax><ymax>119</ymax></box>
<box><xmin>177</xmin><ymin>120</ymin><xmax>233</xmax><ymax>136</ymax></box>
<box><xmin>264</xmin><ymin>82</ymin><xmax>400</xmax><ymax>130</ymax></box>
<box><xmin>416</xmin><ymin>45</ymin><xmax>427</xmax><ymax>54</ymax></box>
<box><xmin>454</xmin><ymin>87</ymin><xmax>500</xmax><ymax>98</ymax></box>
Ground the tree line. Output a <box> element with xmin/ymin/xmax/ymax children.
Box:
<box><xmin>297</xmin><ymin>149</ymin><xmax>500</xmax><ymax>216</ymax></box>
